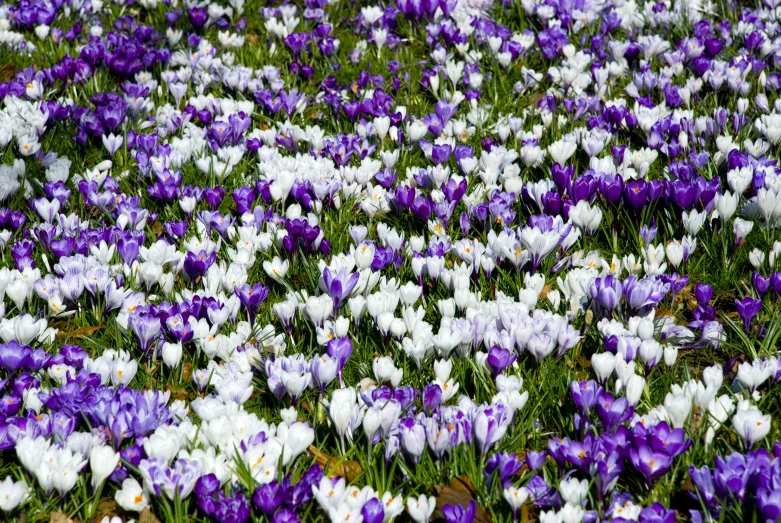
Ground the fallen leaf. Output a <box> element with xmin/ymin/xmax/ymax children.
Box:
<box><xmin>584</xmin><ymin>309</ymin><xmax>594</xmax><ymax>325</ymax></box>
<box><xmin>144</xmin><ymin>361</ymin><xmax>159</xmax><ymax>375</ymax></box>
<box><xmin>655</xmin><ymin>308</ymin><xmax>674</xmax><ymax>317</ymax></box>
<box><xmin>0</xmin><ymin>63</ymin><xmax>18</xmax><ymax>82</ymax></box>
<box><xmin>182</xmin><ymin>361</ymin><xmax>193</xmax><ymax>381</ymax></box>
<box><xmin>521</xmin><ymin>502</ymin><xmax>534</xmax><ymax>523</ymax></box>
<box><xmin>679</xmin><ymin>477</ymin><xmax>696</xmax><ymax>493</ymax></box>
<box><xmin>576</xmin><ymin>355</ymin><xmax>591</xmax><ymax>368</ymax></box>
<box><xmin>432</xmin><ymin>484</ymin><xmax>491</xmax><ymax>523</ymax></box>
<box><xmin>513</xmin><ymin>451</ymin><xmax>530</xmax><ymax>476</ymax></box>
<box><xmin>680</xmin><ymin>285</ymin><xmax>698</xmax><ymax>310</ymax></box>
<box><xmin>525</xmin><ymin>92</ymin><xmax>546</xmax><ymax>108</ymax></box>
<box><xmin>308</xmin><ymin>445</ymin><xmax>361</xmax><ymax>481</ymax></box>
<box><xmin>292</xmin><ymin>273</ymin><xmax>311</xmax><ymax>289</ymax></box>
<box><xmin>359</xmin><ymin>377</ymin><xmax>377</xmax><ymax>391</ymax></box>
<box><xmin>88</xmin><ymin>499</ymin><xmax>123</xmax><ymax>523</ymax></box>
<box><xmin>448</xmin><ymin>475</ymin><xmax>475</xmax><ymax>494</ymax></box>
<box><xmin>166</xmin><ymin>384</ymin><xmax>190</xmax><ymax>401</ymax></box>
<box><xmin>138</xmin><ymin>508</ymin><xmax>162</xmax><ymax>523</ymax></box>
<box><xmin>57</xmin><ymin>325</ymin><xmax>104</xmax><ymax>339</ymax></box>
<box><xmin>687</xmin><ymin>406</ymin><xmax>703</xmax><ymax>432</ymax></box>
<box><xmin>49</xmin><ymin>513</ymin><xmax>73</xmax><ymax>523</ymax></box>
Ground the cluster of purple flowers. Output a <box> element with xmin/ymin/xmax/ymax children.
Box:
<box><xmin>690</xmin><ymin>445</ymin><xmax>781</xmax><ymax>522</ymax></box>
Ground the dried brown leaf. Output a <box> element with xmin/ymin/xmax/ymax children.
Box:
<box><xmin>87</xmin><ymin>499</ymin><xmax>123</xmax><ymax>523</ymax></box>
<box><xmin>138</xmin><ymin>508</ymin><xmax>162</xmax><ymax>523</ymax></box>
<box><xmin>679</xmin><ymin>477</ymin><xmax>696</xmax><ymax>493</ymax></box>
<box><xmin>49</xmin><ymin>513</ymin><xmax>74</xmax><ymax>523</ymax></box>
<box><xmin>521</xmin><ymin>502</ymin><xmax>535</xmax><ymax>523</ymax></box>
<box><xmin>584</xmin><ymin>309</ymin><xmax>594</xmax><ymax>325</ymax></box>
<box><xmin>0</xmin><ymin>63</ymin><xmax>18</xmax><ymax>82</ymax></box>
<box><xmin>448</xmin><ymin>475</ymin><xmax>475</xmax><ymax>494</ymax></box>
<box><xmin>576</xmin><ymin>355</ymin><xmax>591</xmax><ymax>368</ymax></box>
<box><xmin>308</xmin><ymin>445</ymin><xmax>362</xmax><ymax>481</ymax></box>
<box><xmin>525</xmin><ymin>92</ymin><xmax>546</xmax><ymax>108</ymax></box>
<box><xmin>166</xmin><ymin>384</ymin><xmax>190</xmax><ymax>401</ymax></box>
<box><xmin>57</xmin><ymin>325</ymin><xmax>103</xmax><ymax>339</ymax></box>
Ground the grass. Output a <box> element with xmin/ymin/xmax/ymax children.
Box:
<box><xmin>0</xmin><ymin>0</ymin><xmax>780</xmax><ymax>521</ymax></box>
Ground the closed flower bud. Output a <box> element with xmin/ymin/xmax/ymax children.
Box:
<box><xmin>90</xmin><ymin>445</ymin><xmax>120</xmax><ymax>489</ymax></box>
<box><xmin>162</xmin><ymin>342</ymin><xmax>183</xmax><ymax>369</ymax></box>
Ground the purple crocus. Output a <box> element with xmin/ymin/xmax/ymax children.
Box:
<box><xmin>758</xmin><ymin>488</ymin><xmax>781</xmax><ymax>522</ymax></box>
<box><xmin>322</xmin><ymin>267</ymin><xmax>360</xmax><ymax>310</ymax></box>
<box><xmin>624</xmin><ymin>276</ymin><xmax>670</xmax><ymax>315</ymax></box>
<box><xmin>526</xmin><ymin>451</ymin><xmax>547</xmax><ymax>471</ymax></box>
<box><xmin>641</xmin><ymin>421</ymin><xmax>692</xmax><ymax>458</ymax></box>
<box><xmin>695</xmin><ymin>282</ymin><xmax>713</xmax><ymax>304</ymax></box>
<box><xmin>166</xmin><ymin>314</ymin><xmax>194</xmax><ymax>343</ymax></box>
<box><xmin>713</xmin><ymin>453</ymin><xmax>750</xmax><ymax>501</ymax></box>
<box><xmin>590</xmin><ymin>275</ymin><xmax>623</xmax><ymax>311</ymax></box>
<box><xmin>361</xmin><ymin>498</ymin><xmax>385</xmax><ymax>523</ymax></box>
<box><xmin>484</xmin><ymin>452</ymin><xmax>524</xmax><ymax>489</ymax></box>
<box><xmin>630</xmin><ymin>444</ymin><xmax>673</xmax><ymax>488</ymax></box>
<box><xmin>443</xmin><ymin>500</ymin><xmax>476</xmax><ymax>523</ymax></box>
<box><xmin>183</xmin><ymin>250</ymin><xmax>216</xmax><ymax>280</ymax></box>
<box><xmin>485</xmin><ymin>345</ymin><xmax>516</xmax><ymax>377</ymax></box>
<box><xmin>214</xmin><ymin>491</ymin><xmax>251</xmax><ymax>523</ymax></box>
<box><xmin>235</xmin><ymin>283</ymin><xmax>270</xmax><ymax>325</ymax></box>
<box><xmin>0</xmin><ymin>343</ymin><xmax>32</xmax><ymax>373</ymax></box>
<box><xmin>571</xmin><ymin>380</ymin><xmax>600</xmax><ymax>416</ymax></box>
<box><xmin>327</xmin><ymin>337</ymin><xmax>353</xmax><ymax>386</ymax></box>
<box><xmin>638</xmin><ymin>502</ymin><xmax>676</xmax><ymax>523</ymax></box>
<box><xmin>753</xmin><ymin>272</ymin><xmax>771</xmax><ymax>298</ymax></box>
<box><xmin>311</xmin><ymin>354</ymin><xmax>338</xmax><ymax>393</ymax></box>
<box><xmin>595</xmin><ymin>390</ymin><xmax>634</xmax><ymax>433</ymax></box>
<box><xmin>271</xmin><ymin>508</ymin><xmax>301</xmax><ymax>523</ymax></box>
<box><xmin>734</xmin><ymin>296</ymin><xmax>762</xmax><ymax>330</ymax></box>
<box><xmin>252</xmin><ymin>481</ymin><xmax>284</xmax><ymax>514</ymax></box>
<box><xmin>128</xmin><ymin>313</ymin><xmax>162</xmax><ymax>356</ymax></box>
<box><xmin>422</xmin><ymin>384</ymin><xmax>442</xmax><ymax>415</ymax></box>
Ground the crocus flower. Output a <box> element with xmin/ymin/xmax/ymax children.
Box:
<box><xmin>322</xmin><ymin>267</ymin><xmax>360</xmax><ymax>310</ymax></box>
<box><xmin>590</xmin><ymin>275</ymin><xmax>623</xmax><ymax>311</ymax></box>
<box><xmin>734</xmin><ymin>296</ymin><xmax>762</xmax><ymax>330</ymax></box>
<box><xmin>443</xmin><ymin>500</ymin><xmax>476</xmax><ymax>523</ymax></box>
<box><xmin>361</xmin><ymin>497</ymin><xmax>385</xmax><ymax>523</ymax></box>
<box><xmin>485</xmin><ymin>346</ymin><xmax>516</xmax><ymax>377</ymax></box>
<box><xmin>235</xmin><ymin>283</ymin><xmax>270</xmax><ymax>325</ymax></box>
<box><xmin>758</xmin><ymin>488</ymin><xmax>781</xmax><ymax>522</ymax></box>
<box><xmin>629</xmin><ymin>445</ymin><xmax>673</xmax><ymax>488</ymax></box>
